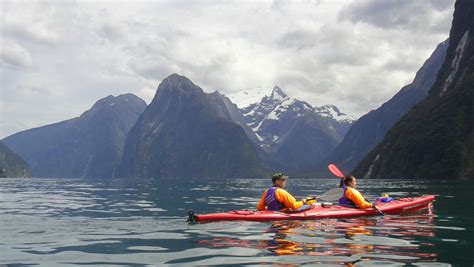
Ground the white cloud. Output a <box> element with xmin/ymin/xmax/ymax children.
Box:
<box><xmin>0</xmin><ymin>0</ymin><xmax>455</xmax><ymax>138</ymax></box>
<box><xmin>0</xmin><ymin>42</ymin><xmax>33</xmax><ymax>68</ymax></box>
<box><xmin>1</xmin><ymin>1</ymin><xmax>61</xmax><ymax>46</ymax></box>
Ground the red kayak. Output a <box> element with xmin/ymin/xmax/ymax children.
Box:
<box><xmin>188</xmin><ymin>195</ymin><xmax>435</xmax><ymax>223</ymax></box>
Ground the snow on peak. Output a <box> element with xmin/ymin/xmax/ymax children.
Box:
<box><xmin>226</xmin><ymin>86</ymin><xmax>273</xmax><ymax>108</ymax></box>
<box><xmin>315</xmin><ymin>104</ymin><xmax>356</xmax><ymax>122</ymax></box>
<box><xmin>266</xmin><ymin>97</ymin><xmax>296</xmax><ymax>121</ymax></box>
<box><xmin>270</xmin><ymin>86</ymin><xmax>288</xmax><ymax>101</ymax></box>
<box><xmin>225</xmin><ymin>85</ymin><xmax>290</xmax><ymax>109</ymax></box>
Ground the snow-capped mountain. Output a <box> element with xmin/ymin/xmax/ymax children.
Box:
<box><xmin>229</xmin><ymin>86</ymin><xmax>356</xmax><ymax>123</ymax></box>
<box><xmin>242</xmin><ymin>86</ymin><xmax>311</xmax><ymax>138</ymax></box>
<box><xmin>233</xmin><ymin>85</ymin><xmax>354</xmax><ymax>172</ymax></box>
<box><xmin>239</xmin><ymin>86</ymin><xmax>354</xmax><ymax>149</ymax></box>
<box><xmin>227</xmin><ymin>86</ymin><xmax>273</xmax><ymax>109</ymax></box>
<box><xmin>315</xmin><ymin>105</ymin><xmax>356</xmax><ymax>123</ymax></box>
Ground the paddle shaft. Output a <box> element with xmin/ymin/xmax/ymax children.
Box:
<box><xmin>363</xmin><ymin>195</ymin><xmax>384</xmax><ymax>215</ymax></box>
<box><xmin>373</xmin><ymin>205</ymin><xmax>384</xmax><ymax>215</ymax></box>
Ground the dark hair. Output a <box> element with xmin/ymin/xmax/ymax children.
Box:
<box><xmin>340</xmin><ymin>175</ymin><xmax>355</xmax><ymax>187</ymax></box>
<box><xmin>272</xmin><ymin>173</ymin><xmax>287</xmax><ymax>184</ymax></box>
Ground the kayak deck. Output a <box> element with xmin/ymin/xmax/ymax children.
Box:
<box><xmin>189</xmin><ymin>195</ymin><xmax>435</xmax><ymax>223</ymax></box>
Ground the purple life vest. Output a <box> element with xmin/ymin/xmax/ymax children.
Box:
<box><xmin>338</xmin><ymin>186</ymin><xmax>357</xmax><ymax>208</ymax></box>
<box><xmin>265</xmin><ymin>187</ymin><xmax>285</xmax><ymax>211</ymax></box>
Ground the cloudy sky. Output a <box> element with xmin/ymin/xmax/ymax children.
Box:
<box><xmin>1</xmin><ymin>0</ymin><xmax>455</xmax><ymax>138</ymax></box>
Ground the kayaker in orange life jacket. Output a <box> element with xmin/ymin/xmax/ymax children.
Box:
<box><xmin>256</xmin><ymin>173</ymin><xmax>311</xmax><ymax>211</ymax></box>
<box><xmin>339</xmin><ymin>175</ymin><xmax>373</xmax><ymax>209</ymax></box>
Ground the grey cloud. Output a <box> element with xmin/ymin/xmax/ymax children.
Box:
<box><xmin>128</xmin><ymin>60</ymin><xmax>178</xmax><ymax>82</ymax></box>
<box><xmin>123</xmin><ymin>25</ymin><xmax>237</xmax><ymax>91</ymax></box>
<box><xmin>271</xmin><ymin>0</ymin><xmax>322</xmax><ymax>12</ymax></box>
<box><xmin>28</xmin><ymin>86</ymin><xmax>52</xmax><ymax>96</ymax></box>
<box><xmin>0</xmin><ymin>43</ymin><xmax>33</xmax><ymax>68</ymax></box>
<box><xmin>1</xmin><ymin>22</ymin><xmax>59</xmax><ymax>46</ymax></box>
<box><xmin>339</xmin><ymin>0</ymin><xmax>454</xmax><ymax>32</ymax></box>
<box><xmin>279</xmin><ymin>24</ymin><xmax>381</xmax><ymax>69</ymax></box>
<box><xmin>278</xmin><ymin>30</ymin><xmax>320</xmax><ymax>51</ymax></box>
<box><xmin>277</xmin><ymin>71</ymin><xmax>327</xmax><ymax>96</ymax></box>
<box><xmin>431</xmin><ymin>0</ymin><xmax>455</xmax><ymax>10</ymax></box>
<box><xmin>383</xmin><ymin>57</ymin><xmax>423</xmax><ymax>73</ymax></box>
<box><xmin>97</xmin><ymin>23</ymin><xmax>125</xmax><ymax>42</ymax></box>
<box><xmin>430</xmin><ymin>11</ymin><xmax>454</xmax><ymax>33</ymax></box>
<box><xmin>3</xmin><ymin>84</ymin><xmax>51</xmax><ymax>101</ymax></box>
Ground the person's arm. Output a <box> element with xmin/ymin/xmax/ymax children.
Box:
<box><xmin>346</xmin><ymin>188</ymin><xmax>373</xmax><ymax>209</ymax></box>
<box><xmin>256</xmin><ymin>190</ymin><xmax>268</xmax><ymax>211</ymax></box>
<box><xmin>275</xmin><ymin>189</ymin><xmax>304</xmax><ymax>210</ymax></box>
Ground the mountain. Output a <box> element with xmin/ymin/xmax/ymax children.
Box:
<box><xmin>353</xmin><ymin>0</ymin><xmax>474</xmax><ymax>180</ymax></box>
<box><xmin>314</xmin><ymin>104</ymin><xmax>356</xmax><ymax>138</ymax></box>
<box><xmin>236</xmin><ymin>86</ymin><xmax>354</xmax><ymax>172</ymax></box>
<box><xmin>117</xmin><ymin>74</ymin><xmax>268</xmax><ymax>179</ymax></box>
<box><xmin>316</xmin><ymin>39</ymin><xmax>449</xmax><ymax>173</ymax></box>
<box><xmin>3</xmin><ymin>94</ymin><xmax>146</xmax><ymax>178</ymax></box>
<box><xmin>0</xmin><ymin>141</ymin><xmax>31</xmax><ymax>178</ymax></box>
<box><xmin>208</xmin><ymin>91</ymin><xmax>262</xmax><ymax>145</ymax></box>
<box><xmin>227</xmin><ymin>86</ymin><xmax>273</xmax><ymax>109</ymax></box>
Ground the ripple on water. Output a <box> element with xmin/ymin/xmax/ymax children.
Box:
<box><xmin>0</xmin><ymin>178</ymin><xmax>470</xmax><ymax>266</ymax></box>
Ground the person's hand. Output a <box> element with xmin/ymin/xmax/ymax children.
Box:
<box><xmin>303</xmin><ymin>197</ymin><xmax>316</xmax><ymax>205</ymax></box>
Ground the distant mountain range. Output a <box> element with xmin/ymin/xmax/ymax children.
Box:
<box><xmin>353</xmin><ymin>0</ymin><xmax>474</xmax><ymax>180</ymax></box>
<box><xmin>3</xmin><ymin>94</ymin><xmax>146</xmax><ymax>178</ymax></box>
<box><xmin>0</xmin><ymin>141</ymin><xmax>31</xmax><ymax>178</ymax></box>
<box><xmin>2</xmin><ymin>76</ymin><xmax>355</xmax><ymax>178</ymax></box>
<box><xmin>4</xmin><ymin>3</ymin><xmax>470</xmax><ymax>180</ymax></box>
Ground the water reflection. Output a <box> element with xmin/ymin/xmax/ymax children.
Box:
<box><xmin>197</xmin><ymin>212</ymin><xmax>441</xmax><ymax>265</ymax></box>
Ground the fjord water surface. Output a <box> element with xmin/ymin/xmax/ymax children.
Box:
<box><xmin>0</xmin><ymin>178</ymin><xmax>472</xmax><ymax>266</ymax></box>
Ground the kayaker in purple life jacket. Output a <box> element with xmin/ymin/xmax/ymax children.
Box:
<box><xmin>256</xmin><ymin>173</ymin><xmax>312</xmax><ymax>212</ymax></box>
<box><xmin>339</xmin><ymin>175</ymin><xmax>374</xmax><ymax>209</ymax></box>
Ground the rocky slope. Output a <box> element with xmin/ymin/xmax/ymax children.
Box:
<box><xmin>0</xmin><ymin>141</ymin><xmax>31</xmax><ymax>178</ymax></box>
<box><xmin>118</xmin><ymin>74</ymin><xmax>268</xmax><ymax>179</ymax></box>
<box><xmin>3</xmin><ymin>94</ymin><xmax>146</xmax><ymax>178</ymax></box>
<box><xmin>319</xmin><ymin>39</ymin><xmax>448</xmax><ymax>173</ymax></box>
<box><xmin>353</xmin><ymin>0</ymin><xmax>474</xmax><ymax>180</ymax></box>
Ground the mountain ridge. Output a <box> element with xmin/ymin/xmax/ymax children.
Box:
<box><xmin>313</xmin><ymin>39</ymin><xmax>449</xmax><ymax>174</ymax></box>
<box><xmin>3</xmin><ymin>93</ymin><xmax>147</xmax><ymax>178</ymax></box>
<box><xmin>235</xmin><ymin>85</ymin><xmax>352</xmax><ymax>172</ymax></box>
<box><xmin>118</xmin><ymin>74</ymin><xmax>269</xmax><ymax>179</ymax></box>
<box><xmin>353</xmin><ymin>0</ymin><xmax>474</xmax><ymax>180</ymax></box>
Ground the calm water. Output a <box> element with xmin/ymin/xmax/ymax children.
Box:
<box><xmin>0</xmin><ymin>178</ymin><xmax>472</xmax><ymax>266</ymax></box>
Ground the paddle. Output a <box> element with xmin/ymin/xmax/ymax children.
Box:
<box><xmin>328</xmin><ymin>163</ymin><xmax>345</xmax><ymax>178</ymax></box>
<box><xmin>315</xmin><ymin>188</ymin><xmax>342</xmax><ymax>202</ymax></box>
<box><xmin>327</xmin><ymin>164</ymin><xmax>384</xmax><ymax>216</ymax></box>
<box><xmin>301</xmin><ymin>188</ymin><xmax>342</xmax><ymax>203</ymax></box>
<box><xmin>311</xmin><ymin>163</ymin><xmax>345</xmax><ymax>202</ymax></box>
